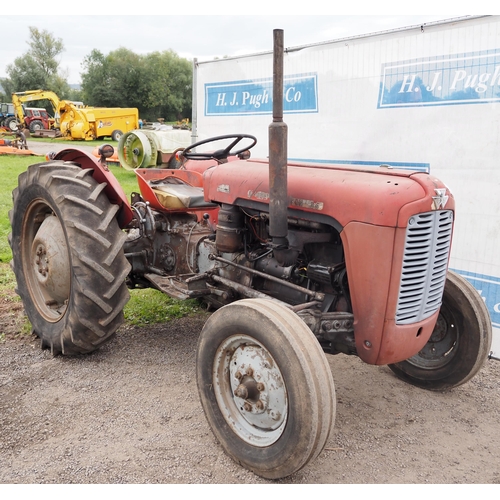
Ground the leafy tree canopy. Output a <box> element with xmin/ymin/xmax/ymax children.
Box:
<box><xmin>81</xmin><ymin>47</ymin><xmax>192</xmax><ymax>122</ymax></box>
<box><xmin>0</xmin><ymin>27</ymin><xmax>72</xmax><ymax>99</ymax></box>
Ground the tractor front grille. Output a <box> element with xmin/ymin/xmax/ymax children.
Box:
<box><xmin>395</xmin><ymin>210</ymin><xmax>453</xmax><ymax>325</ymax></box>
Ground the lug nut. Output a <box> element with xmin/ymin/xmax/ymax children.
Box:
<box><xmin>256</xmin><ymin>383</ymin><xmax>265</xmax><ymax>392</ymax></box>
<box><xmin>243</xmin><ymin>403</ymin><xmax>252</xmax><ymax>412</ymax></box>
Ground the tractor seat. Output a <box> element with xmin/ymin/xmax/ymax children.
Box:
<box><xmin>150</xmin><ymin>177</ymin><xmax>217</xmax><ymax>210</ymax></box>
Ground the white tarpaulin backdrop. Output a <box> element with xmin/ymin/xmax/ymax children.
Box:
<box><xmin>194</xmin><ymin>16</ymin><xmax>500</xmax><ymax>359</ymax></box>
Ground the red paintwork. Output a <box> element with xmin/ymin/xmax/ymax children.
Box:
<box><xmin>204</xmin><ymin>158</ymin><xmax>455</xmax><ymax>366</ymax></box>
<box><xmin>203</xmin><ymin>159</ymin><xmax>449</xmax><ymax>228</ymax></box>
<box><xmin>53</xmin><ymin>149</ymin><xmax>134</xmax><ymax>227</ymax></box>
<box><xmin>341</xmin><ymin>222</ymin><xmax>444</xmax><ymax>365</ymax></box>
<box><xmin>134</xmin><ymin>168</ymin><xmax>219</xmax><ymax>226</ymax></box>
<box><xmin>51</xmin><ymin>149</ymin><xmax>456</xmax><ymax>365</ymax></box>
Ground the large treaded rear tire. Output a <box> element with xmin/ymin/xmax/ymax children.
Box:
<box><xmin>9</xmin><ymin>162</ymin><xmax>131</xmax><ymax>355</ymax></box>
<box><xmin>5</xmin><ymin>116</ymin><xmax>18</xmax><ymax>131</ymax></box>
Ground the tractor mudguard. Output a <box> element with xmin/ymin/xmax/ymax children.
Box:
<box><xmin>53</xmin><ymin>148</ymin><xmax>134</xmax><ymax>227</ymax></box>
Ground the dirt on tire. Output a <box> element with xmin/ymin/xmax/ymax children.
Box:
<box><xmin>1</xmin><ymin>300</ymin><xmax>500</xmax><ymax>484</ymax></box>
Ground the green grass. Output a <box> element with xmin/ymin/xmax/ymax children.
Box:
<box><xmin>107</xmin><ymin>163</ymin><xmax>139</xmax><ymax>197</ymax></box>
<box><xmin>0</xmin><ymin>155</ymin><xmax>41</xmax><ymax>262</ymax></box>
<box><xmin>124</xmin><ymin>289</ymin><xmax>202</xmax><ymax>327</ymax></box>
<box><xmin>0</xmin><ymin>155</ymin><xmax>139</xmax><ymax>263</ymax></box>
<box><xmin>0</xmin><ymin>150</ymin><xmax>203</xmax><ymax>332</ymax></box>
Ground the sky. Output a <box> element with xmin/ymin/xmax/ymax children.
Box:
<box><xmin>1</xmin><ymin>4</ymin><xmax>469</xmax><ymax>85</ymax></box>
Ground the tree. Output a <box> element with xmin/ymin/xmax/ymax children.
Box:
<box><xmin>82</xmin><ymin>48</ymin><xmax>146</xmax><ymax>108</ymax></box>
<box><xmin>0</xmin><ymin>27</ymin><xmax>71</xmax><ymax>99</ymax></box>
<box><xmin>80</xmin><ymin>49</ymin><xmax>112</xmax><ymax>105</ymax></box>
<box><xmin>81</xmin><ymin>47</ymin><xmax>192</xmax><ymax>122</ymax></box>
<box><xmin>27</xmin><ymin>27</ymin><xmax>64</xmax><ymax>79</ymax></box>
<box><xmin>143</xmin><ymin>51</ymin><xmax>192</xmax><ymax>121</ymax></box>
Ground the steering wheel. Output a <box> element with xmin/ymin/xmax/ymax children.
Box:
<box><xmin>181</xmin><ymin>134</ymin><xmax>257</xmax><ymax>161</ymax></box>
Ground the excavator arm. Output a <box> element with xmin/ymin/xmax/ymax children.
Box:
<box><xmin>12</xmin><ymin>90</ymin><xmax>61</xmax><ymax>128</ymax></box>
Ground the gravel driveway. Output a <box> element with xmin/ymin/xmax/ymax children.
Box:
<box><xmin>1</xmin><ymin>312</ymin><xmax>499</xmax><ymax>484</ymax></box>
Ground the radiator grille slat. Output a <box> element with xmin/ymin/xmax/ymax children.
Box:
<box><xmin>395</xmin><ymin>210</ymin><xmax>453</xmax><ymax>325</ymax></box>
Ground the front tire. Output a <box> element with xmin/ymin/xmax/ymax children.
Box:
<box><xmin>196</xmin><ymin>298</ymin><xmax>335</xmax><ymax>479</ymax></box>
<box><xmin>388</xmin><ymin>270</ymin><xmax>492</xmax><ymax>390</ymax></box>
<box><xmin>9</xmin><ymin>162</ymin><xmax>131</xmax><ymax>355</ymax></box>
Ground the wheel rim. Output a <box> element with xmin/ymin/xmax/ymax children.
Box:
<box><xmin>9</xmin><ymin>120</ymin><xmax>18</xmax><ymax>131</ymax></box>
<box><xmin>213</xmin><ymin>334</ymin><xmax>288</xmax><ymax>447</ymax></box>
<box><xmin>406</xmin><ymin>307</ymin><xmax>459</xmax><ymax>369</ymax></box>
<box><xmin>22</xmin><ymin>200</ymin><xmax>71</xmax><ymax>322</ymax></box>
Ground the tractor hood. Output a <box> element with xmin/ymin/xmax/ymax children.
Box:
<box><xmin>203</xmin><ymin>158</ymin><xmax>454</xmax><ymax>229</ymax></box>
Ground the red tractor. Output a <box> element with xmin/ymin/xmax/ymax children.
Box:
<box><xmin>9</xmin><ymin>31</ymin><xmax>491</xmax><ymax>479</ymax></box>
<box><xmin>22</xmin><ymin>107</ymin><xmax>52</xmax><ymax>133</ymax></box>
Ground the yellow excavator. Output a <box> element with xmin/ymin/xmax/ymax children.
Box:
<box><xmin>12</xmin><ymin>90</ymin><xmax>139</xmax><ymax>141</ymax></box>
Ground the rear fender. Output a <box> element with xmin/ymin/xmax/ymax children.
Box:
<box><xmin>54</xmin><ymin>148</ymin><xmax>134</xmax><ymax>227</ymax></box>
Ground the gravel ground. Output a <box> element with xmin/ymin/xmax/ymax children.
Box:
<box><xmin>1</xmin><ymin>309</ymin><xmax>499</xmax><ymax>485</ymax></box>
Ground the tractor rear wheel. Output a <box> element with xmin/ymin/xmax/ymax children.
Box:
<box><xmin>29</xmin><ymin>120</ymin><xmax>43</xmax><ymax>133</ymax></box>
<box><xmin>388</xmin><ymin>271</ymin><xmax>492</xmax><ymax>390</ymax></box>
<box><xmin>9</xmin><ymin>162</ymin><xmax>131</xmax><ymax>355</ymax></box>
<box><xmin>196</xmin><ymin>298</ymin><xmax>336</xmax><ymax>479</ymax></box>
<box><xmin>5</xmin><ymin>117</ymin><xmax>18</xmax><ymax>131</ymax></box>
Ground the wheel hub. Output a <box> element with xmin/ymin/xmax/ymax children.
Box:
<box><xmin>408</xmin><ymin>312</ymin><xmax>458</xmax><ymax>368</ymax></box>
<box><xmin>29</xmin><ymin>215</ymin><xmax>70</xmax><ymax>318</ymax></box>
<box><xmin>213</xmin><ymin>335</ymin><xmax>288</xmax><ymax>446</ymax></box>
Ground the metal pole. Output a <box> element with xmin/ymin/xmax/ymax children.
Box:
<box><xmin>191</xmin><ymin>58</ymin><xmax>198</xmax><ymax>144</ymax></box>
<box><xmin>268</xmin><ymin>29</ymin><xmax>288</xmax><ymax>246</ymax></box>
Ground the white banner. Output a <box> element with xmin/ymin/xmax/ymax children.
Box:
<box><xmin>195</xmin><ymin>16</ymin><xmax>500</xmax><ymax>359</ymax></box>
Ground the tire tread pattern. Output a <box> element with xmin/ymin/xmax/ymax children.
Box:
<box><xmin>9</xmin><ymin>161</ymin><xmax>131</xmax><ymax>355</ymax></box>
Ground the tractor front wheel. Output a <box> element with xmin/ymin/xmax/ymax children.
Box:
<box><xmin>9</xmin><ymin>162</ymin><xmax>131</xmax><ymax>355</ymax></box>
<box><xmin>388</xmin><ymin>270</ymin><xmax>492</xmax><ymax>390</ymax></box>
<box><xmin>196</xmin><ymin>298</ymin><xmax>336</xmax><ymax>479</ymax></box>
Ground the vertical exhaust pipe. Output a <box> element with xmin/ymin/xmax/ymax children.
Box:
<box><xmin>269</xmin><ymin>29</ymin><xmax>294</xmax><ymax>266</ymax></box>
